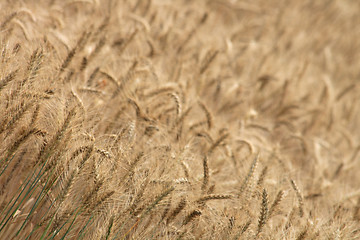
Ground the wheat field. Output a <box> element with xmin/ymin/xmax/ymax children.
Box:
<box><xmin>0</xmin><ymin>0</ymin><xmax>360</xmax><ymax>239</ymax></box>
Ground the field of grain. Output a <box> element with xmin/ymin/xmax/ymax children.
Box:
<box><xmin>1</xmin><ymin>0</ymin><xmax>360</xmax><ymax>239</ymax></box>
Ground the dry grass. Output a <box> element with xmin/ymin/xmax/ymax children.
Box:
<box><xmin>0</xmin><ymin>0</ymin><xmax>360</xmax><ymax>239</ymax></box>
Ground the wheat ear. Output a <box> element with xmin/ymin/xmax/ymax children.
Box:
<box><xmin>0</xmin><ymin>12</ymin><xmax>17</xmax><ymax>29</ymax></box>
<box><xmin>239</xmin><ymin>154</ymin><xmax>259</xmax><ymax>196</ymax></box>
<box><xmin>290</xmin><ymin>179</ymin><xmax>304</xmax><ymax>217</ymax></box>
<box><xmin>268</xmin><ymin>190</ymin><xmax>285</xmax><ymax>218</ymax></box>
<box><xmin>140</xmin><ymin>186</ymin><xmax>175</xmax><ymax>218</ymax></box>
<box><xmin>198</xmin><ymin>101</ymin><xmax>213</xmax><ymax>130</ymax></box>
<box><xmin>199</xmin><ymin>49</ymin><xmax>219</xmax><ymax>75</ymax></box>
<box><xmin>256</xmin><ymin>189</ymin><xmax>269</xmax><ymax>237</ymax></box>
<box><xmin>256</xmin><ymin>166</ymin><xmax>268</xmax><ymax>188</ymax></box>
<box><xmin>166</xmin><ymin>198</ymin><xmax>187</xmax><ymax>224</ymax></box>
<box><xmin>201</xmin><ymin>155</ymin><xmax>209</xmax><ymax>192</ymax></box>
<box><xmin>196</xmin><ymin>194</ymin><xmax>232</xmax><ymax>203</ymax></box>
<box><xmin>208</xmin><ymin>133</ymin><xmax>229</xmax><ymax>155</ymax></box>
<box><xmin>182</xmin><ymin>209</ymin><xmax>202</xmax><ymax>226</ymax></box>
<box><xmin>0</xmin><ymin>68</ymin><xmax>19</xmax><ymax>92</ymax></box>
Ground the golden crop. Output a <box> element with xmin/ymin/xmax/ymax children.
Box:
<box><xmin>0</xmin><ymin>0</ymin><xmax>359</xmax><ymax>239</ymax></box>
